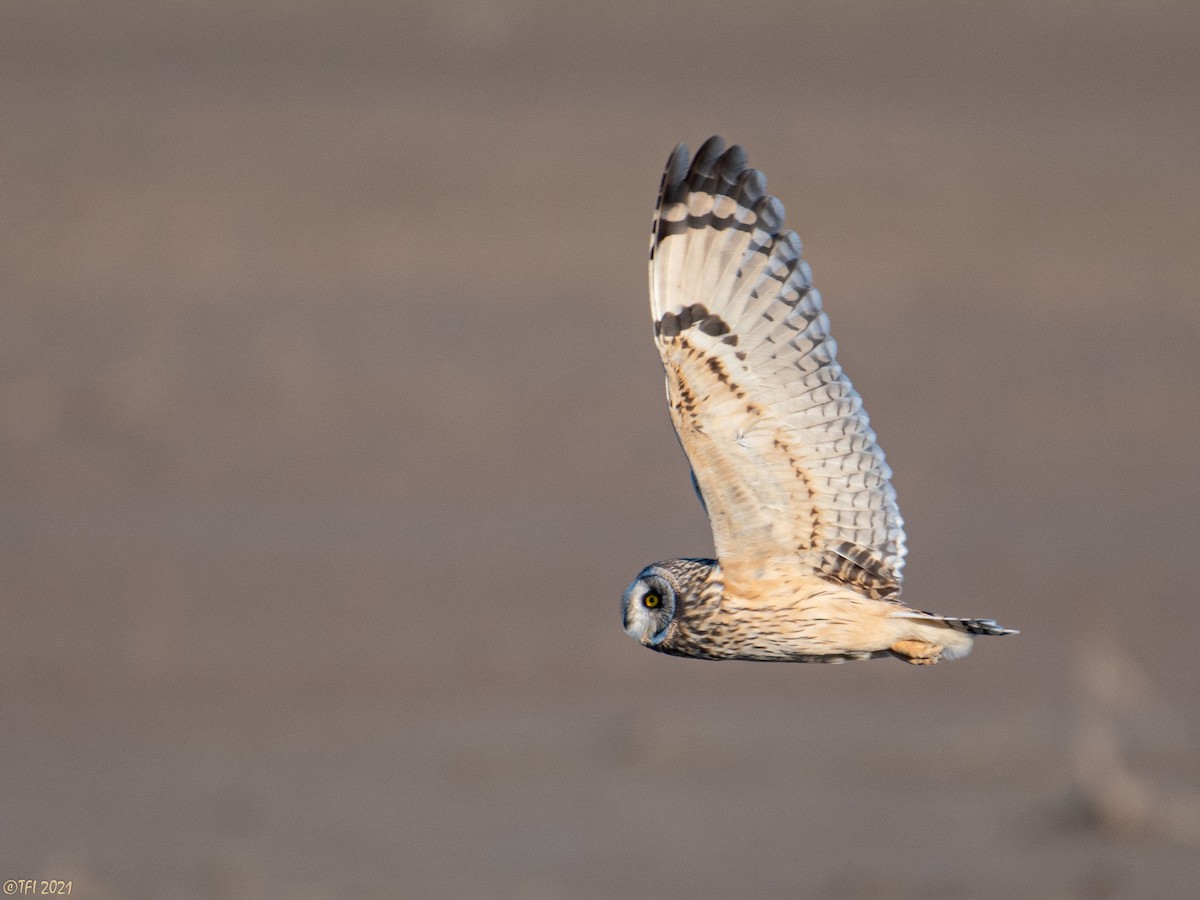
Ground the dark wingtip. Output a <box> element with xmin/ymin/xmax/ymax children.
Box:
<box><xmin>716</xmin><ymin>144</ymin><xmax>749</xmax><ymax>185</ymax></box>
<box><xmin>666</xmin><ymin>143</ymin><xmax>690</xmax><ymax>178</ymax></box>
<box><xmin>693</xmin><ymin>135</ymin><xmax>726</xmax><ymax>168</ymax></box>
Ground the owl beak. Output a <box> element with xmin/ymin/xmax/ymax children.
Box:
<box><xmin>621</xmin><ymin>598</ymin><xmax>644</xmax><ymax>640</ymax></box>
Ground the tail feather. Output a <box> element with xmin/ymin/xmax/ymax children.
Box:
<box><xmin>895</xmin><ymin>611</ymin><xmax>1019</xmax><ymax>637</ymax></box>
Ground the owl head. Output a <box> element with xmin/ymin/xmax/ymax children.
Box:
<box><xmin>622</xmin><ymin>564</ymin><xmax>679</xmax><ymax>647</ymax></box>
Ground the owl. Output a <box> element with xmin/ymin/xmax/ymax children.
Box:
<box><xmin>622</xmin><ymin>137</ymin><xmax>1016</xmax><ymax>665</ymax></box>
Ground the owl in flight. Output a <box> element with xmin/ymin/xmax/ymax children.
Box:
<box><xmin>622</xmin><ymin>136</ymin><xmax>1016</xmax><ymax>665</ymax></box>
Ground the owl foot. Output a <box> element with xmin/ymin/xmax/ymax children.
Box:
<box><xmin>890</xmin><ymin>639</ymin><xmax>943</xmax><ymax>665</ymax></box>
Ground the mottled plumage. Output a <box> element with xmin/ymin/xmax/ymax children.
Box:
<box><xmin>622</xmin><ymin>137</ymin><xmax>1016</xmax><ymax>665</ymax></box>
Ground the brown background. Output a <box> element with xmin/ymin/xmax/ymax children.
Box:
<box><xmin>3</xmin><ymin>2</ymin><xmax>1199</xmax><ymax>897</ymax></box>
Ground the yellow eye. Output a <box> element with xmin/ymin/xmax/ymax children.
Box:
<box><xmin>643</xmin><ymin>593</ymin><xmax>661</xmax><ymax>609</ymax></box>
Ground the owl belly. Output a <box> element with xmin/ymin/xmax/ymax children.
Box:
<box><xmin>676</xmin><ymin>585</ymin><xmax>900</xmax><ymax>663</ymax></box>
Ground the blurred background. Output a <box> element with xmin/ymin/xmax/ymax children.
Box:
<box><xmin>3</xmin><ymin>1</ymin><xmax>1199</xmax><ymax>897</ymax></box>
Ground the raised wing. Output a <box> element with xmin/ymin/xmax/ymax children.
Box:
<box><xmin>649</xmin><ymin>136</ymin><xmax>906</xmax><ymax>601</ymax></box>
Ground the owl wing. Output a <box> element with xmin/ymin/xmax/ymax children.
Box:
<box><xmin>649</xmin><ymin>136</ymin><xmax>906</xmax><ymax>602</ymax></box>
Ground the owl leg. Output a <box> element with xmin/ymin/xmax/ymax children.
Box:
<box><xmin>889</xmin><ymin>639</ymin><xmax>943</xmax><ymax>665</ymax></box>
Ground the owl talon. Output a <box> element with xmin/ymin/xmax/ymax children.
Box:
<box><xmin>890</xmin><ymin>639</ymin><xmax>943</xmax><ymax>665</ymax></box>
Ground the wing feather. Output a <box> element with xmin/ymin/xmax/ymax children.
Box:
<box><xmin>649</xmin><ymin>137</ymin><xmax>906</xmax><ymax>601</ymax></box>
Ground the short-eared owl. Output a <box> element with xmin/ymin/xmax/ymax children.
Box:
<box><xmin>623</xmin><ymin>137</ymin><xmax>1016</xmax><ymax>665</ymax></box>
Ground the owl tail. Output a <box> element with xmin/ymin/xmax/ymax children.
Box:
<box><xmin>916</xmin><ymin>614</ymin><xmax>1018</xmax><ymax>637</ymax></box>
<box><xmin>889</xmin><ymin>611</ymin><xmax>1018</xmax><ymax>663</ymax></box>
<box><xmin>893</xmin><ymin>610</ymin><xmax>1018</xmax><ymax>636</ymax></box>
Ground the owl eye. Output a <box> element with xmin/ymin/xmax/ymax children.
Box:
<box><xmin>643</xmin><ymin>593</ymin><xmax>661</xmax><ymax>609</ymax></box>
